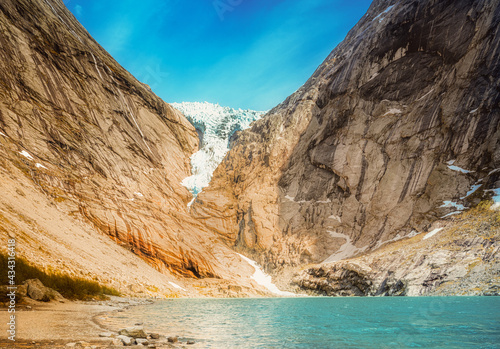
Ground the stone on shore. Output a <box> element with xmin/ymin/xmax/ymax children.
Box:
<box><xmin>136</xmin><ymin>338</ymin><xmax>149</xmax><ymax>345</ymax></box>
<box><xmin>149</xmin><ymin>333</ymin><xmax>160</xmax><ymax>339</ymax></box>
<box><xmin>23</xmin><ymin>279</ymin><xmax>65</xmax><ymax>302</ymax></box>
<box><xmin>167</xmin><ymin>336</ymin><xmax>178</xmax><ymax>343</ymax></box>
<box><xmin>118</xmin><ymin>326</ymin><xmax>147</xmax><ymax>338</ymax></box>
<box><xmin>111</xmin><ymin>338</ymin><xmax>123</xmax><ymax>346</ymax></box>
<box><xmin>117</xmin><ymin>335</ymin><xmax>136</xmax><ymax>346</ymax></box>
<box><xmin>98</xmin><ymin>332</ymin><xmax>113</xmax><ymax>338</ymax></box>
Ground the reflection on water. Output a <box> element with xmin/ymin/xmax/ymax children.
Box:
<box><xmin>101</xmin><ymin>297</ymin><xmax>500</xmax><ymax>348</ymax></box>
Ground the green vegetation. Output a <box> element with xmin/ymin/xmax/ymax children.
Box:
<box><xmin>0</xmin><ymin>254</ymin><xmax>120</xmax><ymax>300</ymax></box>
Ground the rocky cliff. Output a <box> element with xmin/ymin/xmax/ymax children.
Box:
<box><xmin>193</xmin><ymin>0</ymin><xmax>500</xmax><ymax>286</ymax></box>
<box><xmin>293</xmin><ymin>202</ymin><xmax>499</xmax><ymax>296</ymax></box>
<box><xmin>0</xmin><ymin>0</ymin><xmax>262</xmax><ymax>295</ymax></box>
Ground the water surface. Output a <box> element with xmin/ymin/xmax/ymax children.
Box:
<box><xmin>102</xmin><ymin>297</ymin><xmax>500</xmax><ymax>348</ymax></box>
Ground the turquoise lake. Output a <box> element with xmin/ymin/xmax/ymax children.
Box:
<box><xmin>103</xmin><ymin>297</ymin><xmax>500</xmax><ymax>348</ymax></box>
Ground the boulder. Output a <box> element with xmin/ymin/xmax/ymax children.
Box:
<box><xmin>149</xmin><ymin>333</ymin><xmax>160</xmax><ymax>339</ymax></box>
<box><xmin>117</xmin><ymin>335</ymin><xmax>136</xmax><ymax>346</ymax></box>
<box><xmin>136</xmin><ymin>339</ymin><xmax>149</xmax><ymax>346</ymax></box>
<box><xmin>23</xmin><ymin>279</ymin><xmax>65</xmax><ymax>302</ymax></box>
<box><xmin>111</xmin><ymin>338</ymin><xmax>123</xmax><ymax>346</ymax></box>
<box><xmin>118</xmin><ymin>326</ymin><xmax>147</xmax><ymax>338</ymax></box>
<box><xmin>25</xmin><ymin>279</ymin><xmax>49</xmax><ymax>301</ymax></box>
<box><xmin>16</xmin><ymin>284</ymin><xmax>28</xmax><ymax>297</ymax></box>
<box><xmin>167</xmin><ymin>336</ymin><xmax>178</xmax><ymax>343</ymax></box>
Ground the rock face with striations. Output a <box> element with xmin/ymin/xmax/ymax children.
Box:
<box><xmin>0</xmin><ymin>0</ymin><xmax>255</xmax><ymax>284</ymax></box>
<box><xmin>192</xmin><ymin>0</ymin><xmax>500</xmax><ymax>276</ymax></box>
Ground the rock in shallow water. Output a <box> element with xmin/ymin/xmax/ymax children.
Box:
<box><xmin>167</xmin><ymin>336</ymin><xmax>179</xmax><ymax>343</ymax></box>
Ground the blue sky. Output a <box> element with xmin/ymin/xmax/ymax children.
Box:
<box><xmin>67</xmin><ymin>0</ymin><xmax>372</xmax><ymax>110</ymax></box>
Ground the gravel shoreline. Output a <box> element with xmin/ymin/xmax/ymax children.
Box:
<box><xmin>1</xmin><ymin>297</ymin><xmax>194</xmax><ymax>348</ymax></box>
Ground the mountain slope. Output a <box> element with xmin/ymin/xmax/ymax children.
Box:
<box><xmin>0</xmin><ymin>0</ymin><xmax>258</xmax><ymax>293</ymax></box>
<box><xmin>193</xmin><ymin>0</ymin><xmax>500</xmax><ymax>285</ymax></box>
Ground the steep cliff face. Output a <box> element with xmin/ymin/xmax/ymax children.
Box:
<box><xmin>193</xmin><ymin>0</ymin><xmax>500</xmax><ymax>274</ymax></box>
<box><xmin>0</xmin><ymin>0</ymin><xmax>256</xmax><ymax>286</ymax></box>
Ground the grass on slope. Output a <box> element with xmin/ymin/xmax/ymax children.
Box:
<box><xmin>0</xmin><ymin>254</ymin><xmax>120</xmax><ymax>300</ymax></box>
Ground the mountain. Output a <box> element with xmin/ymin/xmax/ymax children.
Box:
<box><xmin>0</xmin><ymin>0</ymin><xmax>267</xmax><ymax>296</ymax></box>
<box><xmin>193</xmin><ymin>0</ymin><xmax>500</xmax><ymax>295</ymax></box>
<box><xmin>1</xmin><ymin>0</ymin><xmax>498</xmax><ymax>298</ymax></box>
<box><xmin>171</xmin><ymin>102</ymin><xmax>265</xmax><ymax>198</ymax></box>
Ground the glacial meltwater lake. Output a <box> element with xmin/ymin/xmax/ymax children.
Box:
<box><xmin>102</xmin><ymin>297</ymin><xmax>500</xmax><ymax>348</ymax></box>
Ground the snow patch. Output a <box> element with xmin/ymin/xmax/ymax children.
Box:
<box><xmin>187</xmin><ymin>197</ymin><xmax>195</xmax><ymax>208</ymax></box>
<box><xmin>35</xmin><ymin>163</ymin><xmax>47</xmax><ymax>169</ymax></box>
<box><xmin>441</xmin><ymin>211</ymin><xmax>462</xmax><ymax>218</ymax></box>
<box><xmin>382</xmin><ymin>108</ymin><xmax>402</xmax><ymax>116</ymax></box>
<box><xmin>0</xmin><ymin>131</ymin><xmax>6</xmax><ymax>137</ymax></box>
<box><xmin>19</xmin><ymin>150</ymin><xmax>34</xmax><ymax>161</ymax></box>
<box><xmin>317</xmin><ymin>198</ymin><xmax>331</xmax><ymax>203</ymax></box>
<box><xmin>469</xmin><ymin>108</ymin><xmax>478</xmax><ymax>114</ymax></box>
<box><xmin>237</xmin><ymin>253</ymin><xmax>295</xmax><ymax>296</ymax></box>
<box><xmin>448</xmin><ymin>165</ymin><xmax>472</xmax><ymax>173</ymax></box>
<box><xmin>134</xmin><ymin>192</ymin><xmax>144</xmax><ymax>197</ymax></box>
<box><xmin>375</xmin><ymin>230</ymin><xmax>421</xmax><ymax>248</ymax></box>
<box><xmin>440</xmin><ymin>201</ymin><xmax>466</xmax><ymax>211</ymax></box>
<box><xmin>284</xmin><ymin>195</ymin><xmax>296</xmax><ymax>202</ymax></box>
<box><xmin>407</xmin><ymin>230</ymin><xmax>419</xmax><ymax>238</ymax></box>
<box><xmin>461</xmin><ymin>184</ymin><xmax>482</xmax><ymax>199</ymax></box>
<box><xmin>173</xmin><ymin>102</ymin><xmax>265</xmax><ymax>196</ymax></box>
<box><xmin>328</xmin><ymin>215</ymin><xmax>342</xmax><ymax>223</ymax></box>
<box><xmin>323</xmin><ymin>231</ymin><xmax>366</xmax><ymax>263</ymax></box>
<box><xmin>447</xmin><ymin>160</ymin><xmax>472</xmax><ymax>173</ymax></box>
<box><xmin>486</xmin><ymin>188</ymin><xmax>500</xmax><ymax>203</ymax></box>
<box><xmin>168</xmin><ymin>282</ymin><xmax>186</xmax><ymax>291</ymax></box>
<box><xmin>488</xmin><ymin>168</ymin><xmax>500</xmax><ymax>176</ymax></box>
<box><xmin>448</xmin><ymin>160</ymin><xmax>474</xmax><ymax>173</ymax></box>
<box><xmin>373</xmin><ymin>5</ymin><xmax>394</xmax><ymax>22</ymax></box>
<box><xmin>423</xmin><ymin>228</ymin><xmax>443</xmax><ymax>240</ymax></box>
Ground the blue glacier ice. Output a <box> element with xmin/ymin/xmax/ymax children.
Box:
<box><xmin>171</xmin><ymin>102</ymin><xmax>266</xmax><ymax>199</ymax></box>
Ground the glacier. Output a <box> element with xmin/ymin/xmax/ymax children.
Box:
<box><xmin>172</xmin><ymin>102</ymin><xmax>266</xmax><ymax>197</ymax></box>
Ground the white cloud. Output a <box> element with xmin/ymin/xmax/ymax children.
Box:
<box><xmin>74</xmin><ymin>4</ymin><xmax>83</xmax><ymax>16</ymax></box>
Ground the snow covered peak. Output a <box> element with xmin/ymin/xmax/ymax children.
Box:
<box><xmin>172</xmin><ymin>101</ymin><xmax>266</xmax><ymax>197</ymax></box>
